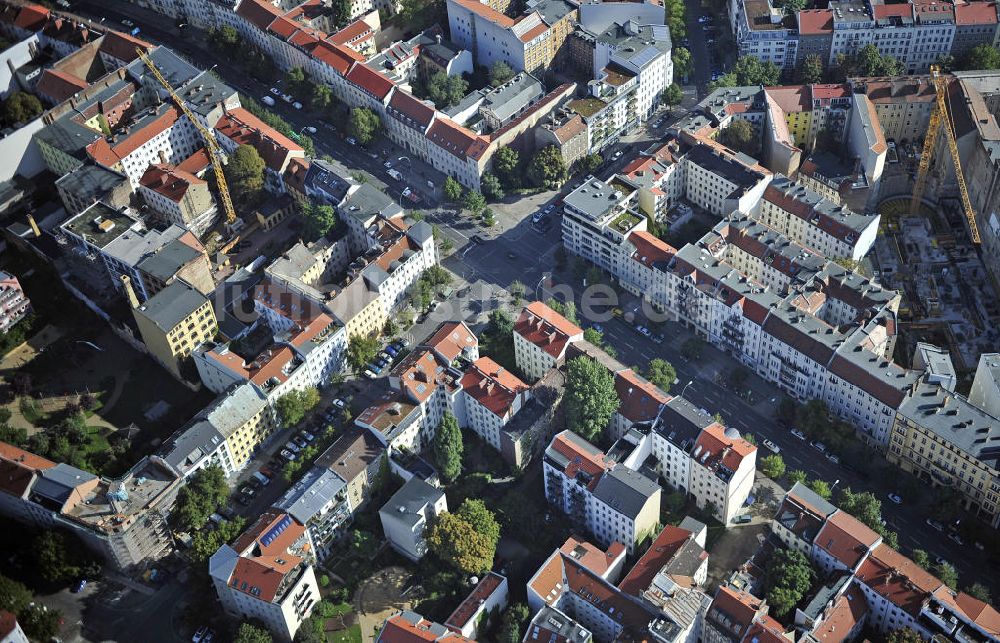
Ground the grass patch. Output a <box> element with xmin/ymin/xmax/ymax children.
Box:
<box><xmin>327</xmin><ymin>624</ymin><xmax>362</xmax><ymax>643</ymax></box>
<box><xmin>18</xmin><ymin>397</ymin><xmax>44</xmax><ymax>424</ymax></box>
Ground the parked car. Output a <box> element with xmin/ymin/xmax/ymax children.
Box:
<box><xmin>261</xmin><ymin>95</ymin><xmax>276</xmax><ymax>106</ymax></box>
<box><xmin>652</xmin><ymin>333</ymin><xmax>665</xmax><ymax>344</ymax></box>
<box><xmin>304</xmin><ymin>126</ymin><xmax>317</xmax><ymax>134</ymax></box>
<box><xmin>252</xmin><ymin>471</ymin><xmax>271</xmax><ymax>486</ymax></box>
<box><xmin>193</xmin><ymin>626</ymin><xmax>210</xmax><ymax>643</ymax></box>
<box><xmin>239</xmin><ymin>484</ymin><xmax>255</xmax><ymax>497</ymax></box>
<box><xmin>590</xmin><ymin>322</ymin><xmax>603</xmax><ymax>333</ymax></box>
<box><xmin>384</xmin><ymin>345</ymin><xmax>399</xmax><ymax>357</ymax></box>
<box><xmin>281</xmin><ymin>94</ymin><xmax>293</xmax><ymax>103</ymax></box>
<box><xmin>948</xmin><ymin>532</ymin><xmax>964</xmax><ymax>545</ymax></box>
<box><xmin>301</xmin><ymin>431</ymin><xmax>316</xmax><ymax>442</ymax></box>
<box><xmin>293</xmin><ymin>436</ymin><xmax>308</xmax><ymax>449</ymax></box>
<box><xmin>926</xmin><ymin>518</ymin><xmax>944</xmax><ymax>532</ymax></box>
<box><xmin>269</xmin><ymin>87</ymin><xmax>281</xmax><ymax>95</ymax></box>
<box><xmin>612</xmin><ymin>150</ymin><xmax>623</xmax><ymax>160</ymax></box>
<box><xmin>363</xmin><ymin>369</ymin><xmax>376</xmax><ymax>379</ymax></box>
<box><xmin>285</xmin><ymin>441</ymin><xmax>301</xmax><ymax>453</ymax></box>
<box><xmin>810</xmin><ymin>440</ymin><xmax>827</xmax><ymax>453</ymax></box>
<box><xmin>384</xmin><ymin>161</ymin><xmax>394</xmax><ymax>169</ymax></box>
<box><xmin>886</xmin><ymin>493</ymin><xmax>903</xmax><ymax>504</ymax></box>
<box><xmin>72</xmin><ymin>579</ymin><xmax>88</xmax><ymax>593</ymax></box>
<box><xmin>762</xmin><ymin>439</ymin><xmax>780</xmax><ymax>454</ymax></box>
<box><xmin>333</xmin><ymin>398</ymin><xmax>346</xmax><ymax>408</ymax></box>
<box><xmin>121</xmin><ymin>18</ymin><xmax>135</xmax><ymax>27</ymax></box>
<box><xmin>346</xmin><ymin>137</ymin><xmax>357</xmax><ymax>145</ymax></box>
<box><xmin>826</xmin><ymin>453</ymin><xmax>840</xmax><ymax>465</ymax></box>
<box><xmin>733</xmin><ymin>514</ymin><xmax>752</xmax><ymax>524</ymax></box>
<box><xmin>531</xmin><ymin>210</ymin><xmax>547</xmax><ymax>223</ymax></box>
<box><xmin>280</xmin><ymin>449</ymin><xmax>297</xmax><ymax>461</ymax></box>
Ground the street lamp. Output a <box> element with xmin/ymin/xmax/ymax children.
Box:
<box><xmin>831</xmin><ymin>479</ymin><xmax>841</xmax><ymax>493</ymax></box>
<box><xmin>680</xmin><ymin>380</ymin><xmax>694</xmax><ymax>397</ymax></box>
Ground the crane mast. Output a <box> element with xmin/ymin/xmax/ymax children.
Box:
<box><xmin>135</xmin><ymin>47</ymin><xmax>237</xmax><ymax>226</ymax></box>
<box><xmin>910</xmin><ymin>65</ymin><xmax>980</xmax><ymax>244</ymax></box>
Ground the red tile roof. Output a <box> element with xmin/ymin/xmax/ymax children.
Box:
<box><xmin>814</xmin><ymin>511</ymin><xmax>881</xmax><ymax>570</ymax></box>
<box><xmin>139</xmin><ymin>163</ymin><xmax>205</xmax><ymax>202</ymax></box>
<box><xmin>215</xmin><ymin>107</ymin><xmax>303</xmax><ymax>172</ymax></box>
<box><xmin>99</xmin><ymin>30</ymin><xmax>153</xmax><ymax>63</ymax></box>
<box><xmin>743</xmin><ymin>616</ymin><xmax>790</xmax><ymax>643</ymax></box>
<box><xmin>228</xmin><ymin>511</ymin><xmax>307</xmax><ymax>603</ymax></box>
<box><xmin>313</xmin><ymin>40</ymin><xmax>364</xmax><ymax>74</ymax></box>
<box><xmin>87</xmin><ymin>106</ymin><xmax>182</xmax><ymax>168</ymax></box>
<box><xmin>283</xmin><ymin>156</ymin><xmax>310</xmax><ymax>195</ymax></box>
<box><xmin>872</xmin><ymin>4</ymin><xmax>912</xmax><ymax>19</ymax></box>
<box><xmin>514</xmin><ymin>301</ymin><xmax>582</xmax><ymax>360</ymax></box>
<box><xmin>765</xmin><ymin>85</ymin><xmax>810</xmax><ymax>113</ymax></box>
<box><xmin>329</xmin><ymin>18</ymin><xmax>373</xmax><ymax>44</ymax></box>
<box><xmin>618</xmin><ymin>525</ymin><xmax>692</xmax><ymax>595</ymax></box>
<box><xmin>450</xmin><ymin>0</ymin><xmax>515</xmax><ymax>26</ymax></box>
<box><xmin>855</xmin><ymin>543</ymin><xmax>942</xmax><ymax>616</ymax></box>
<box><xmin>289</xmin><ymin>313</ymin><xmax>336</xmax><ymax>347</ymax></box>
<box><xmin>426</xmin><ymin>321</ymin><xmax>477</xmax><ymax>362</ymax></box>
<box><xmin>346</xmin><ymin>64</ymin><xmax>394</xmax><ymax>100</ymax></box>
<box><xmin>559</xmin><ymin>536</ymin><xmax>625</xmax><ymax>577</ymax></box>
<box><xmin>394</xmin><ymin>349</ymin><xmax>448</xmax><ymax>404</ymax></box>
<box><xmin>35</xmin><ymin>68</ymin><xmax>87</xmax><ymax>103</ymax></box>
<box><xmin>810</xmin><ymin>83</ymin><xmax>851</xmax><ymax>101</ymax></box>
<box><xmin>176</xmin><ymin>148</ymin><xmax>211</xmax><ymax>174</ymax></box>
<box><xmin>389</xmin><ymin>90</ymin><xmax>437</xmax><ymax>130</ymax></box>
<box><xmin>445</xmin><ymin>572</ymin><xmax>505</xmax><ymax>631</ymax></box>
<box><xmin>0</xmin><ymin>441</ymin><xmax>56</xmax><ymax>497</ymax></box>
<box><xmin>0</xmin><ymin>611</ymin><xmax>17</xmax><ymax>640</ymax></box>
<box><xmin>546</xmin><ymin>431</ymin><xmax>612</xmax><ymax>486</ymax></box>
<box><xmin>956</xmin><ymin>2</ymin><xmax>998</xmax><ymax>24</ymax></box>
<box><xmin>614</xmin><ymin>369</ymin><xmax>669</xmax><ymax>424</ymax></box>
<box><xmin>953</xmin><ymin>591</ymin><xmax>1000</xmax><ymax>637</ymax></box>
<box><xmin>694</xmin><ymin>422</ymin><xmax>756</xmax><ymax>472</ymax></box>
<box><xmin>378</xmin><ymin>613</ymin><xmax>475</xmax><ymax>642</ymax></box>
<box><xmin>628</xmin><ymin>230</ymin><xmax>677</xmax><ymax>269</ymax></box>
<box><xmin>13</xmin><ymin>4</ymin><xmax>48</xmax><ymax>30</ymax></box>
<box><xmin>235</xmin><ymin>0</ymin><xmax>282</xmax><ymax>31</ymax></box>
<box><xmin>460</xmin><ymin>356</ymin><xmax>528</xmax><ymax>418</ymax></box>
<box><xmin>427</xmin><ymin>118</ymin><xmax>487</xmax><ymax>161</ymax></box>
<box><xmin>798</xmin><ymin>9</ymin><xmax>833</xmax><ymax>34</ymax></box>
<box><xmin>811</xmin><ymin>583</ymin><xmax>867</xmax><ymax>641</ymax></box>
<box><xmin>707</xmin><ymin>586</ymin><xmax>763</xmax><ymax>638</ymax></box>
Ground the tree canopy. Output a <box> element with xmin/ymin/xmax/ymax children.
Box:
<box><xmin>832</xmin><ymin>44</ymin><xmax>903</xmax><ymax>81</ymax></box>
<box><xmin>481</xmin><ymin>172</ymin><xmax>504</xmax><ymax>200</ymax></box>
<box><xmin>664</xmin><ymin>0</ymin><xmax>686</xmax><ymax>40</ymax></box>
<box><xmin>443</xmin><ymin>176</ymin><xmax>464</xmax><ymax>201</ymax></box>
<box><xmin>2</xmin><ymin>91</ymin><xmax>42</xmax><ymax>125</ymax></box>
<box><xmin>960</xmin><ymin>44</ymin><xmax>1000</xmax><ymax>70</ymax></box>
<box><xmin>719</xmin><ymin>120</ymin><xmax>755</xmax><ymax>154</ymax></box>
<box><xmin>463</xmin><ymin>190</ymin><xmax>487</xmax><ymax>215</ymax></box>
<box><xmin>795</xmin><ymin>53</ymin><xmax>824</xmax><ymax>83</ymax></box>
<box><xmin>760</xmin><ymin>454</ymin><xmax>786</xmax><ymax>479</ymax></box>
<box><xmin>712</xmin><ymin>56</ymin><xmax>781</xmax><ymax>89</ymax></box>
<box><xmin>834</xmin><ymin>488</ymin><xmax>884</xmax><ymax>531</ymax></box>
<box><xmin>565</xmin><ymin>356</ymin><xmax>618</xmax><ymax>442</ymax></box>
<box><xmin>662</xmin><ymin>83</ymin><xmax>684</xmax><ymax>107</ymax></box>
<box><xmin>886</xmin><ymin>629</ymin><xmax>924</xmax><ymax>643</ymax></box>
<box><xmin>498</xmin><ymin>603</ymin><xmax>531</xmax><ymax>643</ymax></box>
<box><xmin>275</xmin><ymin>388</ymin><xmax>321</xmax><ymax>427</ymax></box>
<box><xmin>346</xmin><ymin>334</ymin><xmax>381</xmax><ymax>372</ymax></box>
<box><xmin>191</xmin><ymin>517</ymin><xmax>247</xmax><ymax>563</ymax></box>
<box><xmin>173</xmin><ymin>465</ymin><xmax>229</xmax><ymax>531</ymax></box>
<box><xmin>433</xmin><ymin>412</ymin><xmax>463</xmax><ymax>482</ymax></box>
<box><xmin>764</xmin><ymin>548</ymin><xmax>816</xmax><ymax>616</ymax></box>
<box><xmin>672</xmin><ymin>47</ymin><xmax>693</xmax><ymax>80</ymax></box>
<box><xmin>348</xmin><ymin>107</ymin><xmax>381</xmax><ymax>145</ymax></box>
<box><xmin>645</xmin><ymin>358</ymin><xmax>676</xmax><ymax>391</ymax></box>
<box><xmin>427</xmin><ymin>72</ymin><xmax>469</xmax><ymax>108</ymax></box>
<box><xmin>490</xmin><ymin>61</ymin><xmax>514</xmax><ymax>86</ymax></box>
<box><xmin>235</xmin><ymin>622</ymin><xmax>274</xmax><ymax>643</ymax></box>
<box><xmin>301</xmin><ymin>203</ymin><xmax>337</xmax><ymax>241</ymax></box>
<box><xmin>527</xmin><ymin>145</ymin><xmax>567</xmax><ymax>189</ymax></box>
<box><xmin>428</xmin><ymin>511</ymin><xmax>496</xmax><ymax>575</ymax></box>
<box><xmin>493</xmin><ymin>147</ymin><xmax>520</xmax><ymax>188</ymax></box>
<box><xmin>457</xmin><ymin>498</ymin><xmax>501</xmax><ymax>549</ymax></box>
<box><xmin>935</xmin><ymin>561</ymin><xmax>958</xmax><ymax>589</ymax></box>
<box><xmin>225</xmin><ymin>144</ymin><xmax>266</xmax><ymax>206</ymax></box>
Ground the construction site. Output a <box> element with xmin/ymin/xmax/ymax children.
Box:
<box><xmin>873</xmin><ymin>67</ymin><xmax>1000</xmax><ymax>375</ymax></box>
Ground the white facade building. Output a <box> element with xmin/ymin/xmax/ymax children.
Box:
<box><xmin>378</xmin><ymin>477</ymin><xmax>446</xmax><ymax>561</ymax></box>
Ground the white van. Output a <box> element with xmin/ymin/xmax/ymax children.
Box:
<box><xmin>387</xmin><ymin>168</ymin><xmax>402</xmax><ymax>181</ymax></box>
<box><xmin>261</xmin><ymin>95</ymin><xmax>276</xmax><ymax>106</ymax></box>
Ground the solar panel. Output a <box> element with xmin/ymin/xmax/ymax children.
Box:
<box><xmin>261</xmin><ymin>515</ymin><xmax>293</xmax><ymax>546</ymax></box>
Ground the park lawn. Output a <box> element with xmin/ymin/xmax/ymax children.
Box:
<box><xmin>83</xmin><ymin>426</ymin><xmax>111</xmax><ymax>456</ymax></box>
<box><xmin>328</xmin><ymin>602</ymin><xmax>353</xmax><ymax>617</ymax></box>
<box><xmin>327</xmin><ymin>624</ymin><xmax>362</xmax><ymax>643</ymax></box>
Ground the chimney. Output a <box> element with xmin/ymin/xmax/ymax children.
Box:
<box><xmin>26</xmin><ymin>213</ymin><xmax>41</xmax><ymax>238</ymax></box>
<box><xmin>120</xmin><ymin>274</ymin><xmax>140</xmax><ymax>309</ymax></box>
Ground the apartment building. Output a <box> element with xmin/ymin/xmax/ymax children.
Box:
<box><xmin>952</xmin><ymin>2</ymin><xmax>1000</xmax><ymax>60</ymax></box>
<box><xmin>137</xmin><ymin>163</ymin><xmax>217</xmax><ymax>235</ymax></box>
<box><xmin>376</xmin><ymin>611</ymin><xmax>475</xmax><ymax>642</ymax></box>
<box><xmin>161</xmin><ymin>382</ymin><xmax>276</xmax><ymax>479</ymax></box>
<box><xmin>754</xmin><ymin>176</ymin><xmax>880</xmax><ymax>261</ymax></box>
<box><xmin>689</xmin><ymin>424</ymin><xmax>757</xmax><ymax>525</ymax></box>
<box><xmin>527</xmin><ymin>534</ymin><xmax>710</xmax><ymax>642</ymax></box>
<box><xmin>562</xmin><ymin>175</ymin><xmax>647</xmax><ymax>276</ymax></box>
<box><xmin>444</xmin><ymin>572</ymin><xmax>508</xmax><ymax>640</ymax></box>
<box><xmin>682</xmin><ymin>141</ymin><xmax>773</xmax><ymax>216</ymax></box>
<box><xmin>732</xmin><ymin>0</ymin><xmax>799</xmax><ymax>73</ymax></box>
<box><xmin>315</xmin><ymin>426</ymin><xmax>387</xmax><ymax>520</ymax></box>
<box><xmin>127</xmin><ymin>278</ymin><xmax>217</xmax><ymax>378</ymax></box>
<box><xmin>457</xmin><ymin>356</ymin><xmax>531</xmax><ymax>451</ymax></box>
<box><xmin>0</xmin><ymin>443</ymin><xmax>182</xmax><ymax>570</ymax></box>
<box><xmin>888</xmin><ymin>373</ymin><xmax>1000</xmax><ymax>528</ymax></box>
<box><xmin>0</xmin><ymin>271</ymin><xmax>30</xmax><ymax>333</ymax></box>
<box><xmin>378</xmin><ymin>477</ymin><xmax>446</xmax><ymax>561</ymax></box>
<box><xmin>55</xmin><ymin>163</ymin><xmax>132</xmax><ymax>215</ymax></box>
<box><xmin>594</xmin><ymin>21</ymin><xmax>673</xmax><ymax>121</ymax></box>
<box><xmin>770</xmin><ymin>482</ymin><xmax>837</xmax><ymax>555</ymax></box>
<box><xmin>276</xmin><ymin>468</ymin><xmax>352</xmax><ymax>562</ymax></box>
<box><xmin>513</xmin><ymin>300</ymin><xmax>584</xmax><ymax>381</ymax></box>
<box><xmin>209</xmin><ymin>511</ymin><xmax>320</xmax><ymax>641</ymax></box>
<box><xmin>136</xmin><ymin>235</ymin><xmax>215</xmax><ymax>298</ymax></box>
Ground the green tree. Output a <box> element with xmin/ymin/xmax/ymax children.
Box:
<box><xmin>729</xmin><ymin>55</ymin><xmax>781</xmax><ymax>85</ymax></box>
<box><xmin>310</xmin><ymin>83</ymin><xmax>334</xmax><ymax>112</ymax></box>
<box><xmin>964</xmin><ymin>583</ymin><xmax>991</xmax><ymax>603</ymax></box>
<box><xmin>489</xmin><ymin>308</ymin><xmax>515</xmax><ymax>338</ymax></box>
<box><xmin>347</xmin><ymin>334</ymin><xmax>381</xmax><ymax>372</ymax></box>
<box><xmin>680</xmin><ymin>337</ymin><xmax>703</xmax><ymax>360</ymax></box>
<box><xmin>482</xmin><ymin>208</ymin><xmax>496</xmax><ymax>227</ymax></box>
<box><xmin>935</xmin><ymin>561</ymin><xmax>958</xmax><ymax>589</ymax></box>
<box><xmin>742</xmin><ymin>432</ymin><xmax>757</xmax><ymax>446</ymax></box>
<box><xmin>286</xmin><ymin>66</ymin><xmax>307</xmax><ymax>94</ymax></box>
<box><xmin>527</xmin><ymin>145</ymin><xmax>567</xmax><ymax>189</ymax></box>
<box><xmin>579</xmin><ymin>153</ymin><xmax>603</xmax><ymax>174</ymax></box>
<box><xmin>961</xmin><ymin>44</ymin><xmax>1000</xmax><ymax>70</ymax></box>
<box><xmin>834</xmin><ymin>488</ymin><xmax>884</xmax><ymax>531</ymax></box>
<box><xmin>565</xmin><ymin>356</ymin><xmax>618</xmax><ymax>442</ymax></box>
<box><xmin>457</xmin><ymin>498</ymin><xmax>501</xmax><ymax>547</ymax></box>
<box><xmin>331</xmin><ymin>0</ymin><xmax>351</xmax><ymax>26</ymax></box>
<box><xmin>662</xmin><ymin>83</ymin><xmax>684</xmax><ymax>108</ymax></box>
<box><xmin>35</xmin><ymin>530</ymin><xmax>84</xmax><ymax>583</ymax></box>
<box><xmin>490</xmin><ymin>61</ymin><xmax>514</xmax><ymax>86</ymax></box>
<box><xmin>301</xmin><ymin>203</ymin><xmax>337</xmax><ymax>241</ymax></box>
<box><xmin>646</xmin><ymin>358</ymin><xmax>676</xmax><ymax>391</ymax></box>
<box><xmin>348</xmin><ymin>107</ymin><xmax>382</xmax><ymax>145</ymax></box>
<box><xmin>18</xmin><ymin>604</ymin><xmax>62</xmax><ymax>641</ymax></box>
<box><xmin>833</xmin><ymin>44</ymin><xmax>902</xmax><ymax>80</ymax></box>
<box><xmin>481</xmin><ymin>172</ymin><xmax>504</xmax><ymax>200</ymax></box>
<box><xmin>719</xmin><ymin>119</ymin><xmax>755</xmax><ymax>155</ymax></box>
<box><xmin>796</xmin><ymin>53</ymin><xmax>824</xmax><ymax>83</ymax></box>
<box><xmin>886</xmin><ymin>629</ymin><xmax>924</xmax><ymax>643</ymax></box>
<box><xmin>493</xmin><ymin>147</ymin><xmax>520</xmax><ymax>188</ymax></box>
<box><xmin>509</xmin><ymin>280</ymin><xmax>526</xmax><ymax>304</ymax></box>
<box><xmin>498</xmin><ymin>603</ymin><xmax>531</xmax><ymax>643</ymax></box>
<box><xmin>191</xmin><ymin>516</ymin><xmax>247</xmax><ymax>563</ymax></box>
<box><xmin>215</xmin><ymin>25</ymin><xmax>240</xmax><ymax>49</ymax></box>
<box><xmin>672</xmin><ymin>47</ymin><xmax>693</xmax><ymax>80</ymax></box>
<box><xmin>911</xmin><ymin>549</ymin><xmax>931</xmax><ymax>569</ymax></box>
<box><xmin>765</xmin><ymin>548</ymin><xmax>815</xmax><ymax>616</ymax></box>
<box><xmin>780</xmin><ymin>0</ymin><xmax>806</xmax><ymax>13</ymax></box>
<box><xmin>2</xmin><ymin>91</ymin><xmax>42</xmax><ymax>125</ymax></box>
<box><xmin>433</xmin><ymin>412</ymin><xmax>463</xmax><ymax>482</ymax></box>
<box><xmin>807</xmin><ymin>479</ymin><xmax>832</xmax><ymax>500</ymax></box>
<box><xmin>0</xmin><ymin>574</ymin><xmax>32</xmax><ymax>618</ymax></box>
<box><xmin>788</xmin><ymin>469</ymin><xmax>808</xmax><ymax>485</ymax></box>
<box><xmin>275</xmin><ymin>388</ymin><xmax>320</xmax><ymax>427</ymax></box>
<box><xmin>760</xmin><ymin>454</ymin><xmax>786</xmax><ymax>479</ymax></box>
<box><xmin>225</xmin><ymin>144</ymin><xmax>266</xmax><ymax>206</ymax></box>
<box><xmin>664</xmin><ymin>0</ymin><xmax>686</xmax><ymax>40</ymax></box>
<box><xmin>428</xmin><ymin>512</ymin><xmax>495</xmax><ymax>574</ymax></box>
<box><xmin>427</xmin><ymin>71</ymin><xmax>468</xmax><ymax>108</ymax></box>
<box><xmin>443</xmin><ymin>176</ymin><xmax>463</xmax><ymax>201</ymax></box>
<box><xmin>235</xmin><ymin>622</ymin><xmax>273</xmax><ymax>643</ymax></box>
<box><xmin>422</xmin><ymin>265</ymin><xmax>453</xmax><ymax>288</ymax></box>
<box><xmin>583</xmin><ymin>327</ymin><xmax>605</xmax><ymax>346</ymax></box>
<box><xmin>463</xmin><ymin>189</ymin><xmax>487</xmax><ymax>215</ymax></box>
<box><xmin>172</xmin><ymin>465</ymin><xmax>229</xmax><ymax>531</ymax></box>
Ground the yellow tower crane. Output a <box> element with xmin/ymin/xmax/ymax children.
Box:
<box><xmin>135</xmin><ymin>47</ymin><xmax>237</xmax><ymax>226</ymax></box>
<box><xmin>910</xmin><ymin>64</ymin><xmax>980</xmax><ymax>244</ymax></box>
